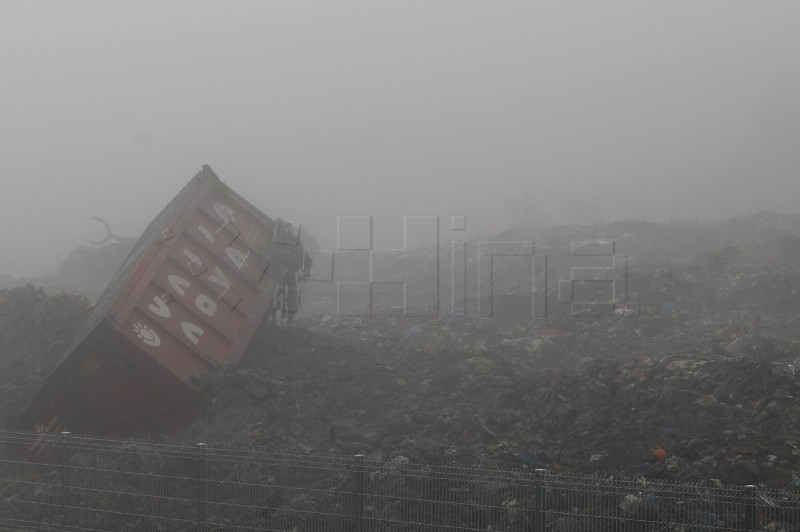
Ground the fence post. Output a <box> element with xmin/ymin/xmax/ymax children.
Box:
<box><xmin>534</xmin><ymin>468</ymin><xmax>546</xmax><ymax>531</ymax></box>
<box><xmin>745</xmin><ymin>484</ymin><xmax>757</xmax><ymax>531</ymax></box>
<box><xmin>196</xmin><ymin>443</ymin><xmax>206</xmax><ymax>532</ymax></box>
<box><xmin>354</xmin><ymin>454</ymin><xmax>365</xmax><ymax>532</ymax></box>
<box><xmin>60</xmin><ymin>431</ymin><xmax>70</xmax><ymax>532</ymax></box>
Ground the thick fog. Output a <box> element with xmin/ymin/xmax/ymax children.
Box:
<box><xmin>2</xmin><ymin>1</ymin><xmax>799</xmax><ymax>276</ymax></box>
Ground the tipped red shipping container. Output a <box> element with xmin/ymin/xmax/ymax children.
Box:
<box><xmin>24</xmin><ymin>165</ymin><xmax>304</xmax><ymax>436</ymax></box>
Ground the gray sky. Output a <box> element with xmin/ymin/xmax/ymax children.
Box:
<box><xmin>2</xmin><ymin>1</ymin><xmax>799</xmax><ymax>276</ymax></box>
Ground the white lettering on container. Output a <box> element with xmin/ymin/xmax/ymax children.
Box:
<box><xmin>195</xmin><ymin>294</ymin><xmax>217</xmax><ymax>317</ymax></box>
<box><xmin>226</xmin><ymin>247</ymin><xmax>250</xmax><ymax>270</ymax></box>
<box><xmin>168</xmin><ymin>275</ymin><xmax>190</xmax><ymax>296</ymax></box>
<box><xmin>198</xmin><ymin>225</ymin><xmax>215</xmax><ymax>244</ymax></box>
<box><xmin>147</xmin><ymin>295</ymin><xmax>172</xmax><ymax>318</ymax></box>
<box><xmin>181</xmin><ymin>322</ymin><xmax>204</xmax><ymax>345</ymax></box>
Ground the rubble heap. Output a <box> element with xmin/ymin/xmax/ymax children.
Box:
<box><xmin>183</xmin><ymin>306</ymin><xmax>800</xmax><ymax>487</ymax></box>
<box><xmin>0</xmin><ymin>286</ymin><xmax>91</xmax><ymax>426</ymax></box>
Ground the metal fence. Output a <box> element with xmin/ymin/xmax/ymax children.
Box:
<box><xmin>1</xmin><ymin>429</ymin><xmax>799</xmax><ymax>531</ymax></box>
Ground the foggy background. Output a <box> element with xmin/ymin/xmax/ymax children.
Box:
<box><xmin>2</xmin><ymin>1</ymin><xmax>799</xmax><ymax>277</ymax></box>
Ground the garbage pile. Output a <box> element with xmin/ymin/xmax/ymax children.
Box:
<box><xmin>183</xmin><ymin>210</ymin><xmax>800</xmax><ymax>486</ymax></box>
<box><xmin>3</xmin><ymin>212</ymin><xmax>800</xmax><ymax>488</ymax></box>
<box><xmin>0</xmin><ymin>285</ymin><xmax>91</xmax><ymax>427</ymax></box>
<box><xmin>182</xmin><ymin>300</ymin><xmax>800</xmax><ymax>487</ymax></box>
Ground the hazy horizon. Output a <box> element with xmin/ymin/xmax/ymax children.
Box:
<box><xmin>3</xmin><ymin>1</ymin><xmax>800</xmax><ymax>276</ymax></box>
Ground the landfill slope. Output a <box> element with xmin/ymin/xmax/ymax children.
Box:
<box><xmin>3</xmin><ymin>213</ymin><xmax>800</xmax><ymax>486</ymax></box>
<box><xmin>185</xmin><ymin>300</ymin><xmax>800</xmax><ymax>486</ymax></box>
<box><xmin>185</xmin><ymin>212</ymin><xmax>800</xmax><ymax>486</ymax></box>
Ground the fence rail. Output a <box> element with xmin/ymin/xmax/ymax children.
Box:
<box><xmin>1</xmin><ymin>429</ymin><xmax>799</xmax><ymax>531</ymax></box>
